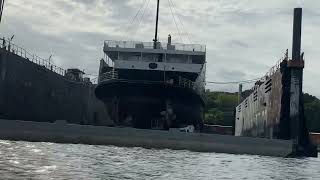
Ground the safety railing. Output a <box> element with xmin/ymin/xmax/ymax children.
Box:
<box><xmin>100</xmin><ymin>69</ymin><xmax>195</xmax><ymax>88</ymax></box>
<box><xmin>104</xmin><ymin>40</ymin><xmax>206</xmax><ymax>52</ymax></box>
<box><xmin>99</xmin><ymin>70</ymin><xmax>119</xmax><ymax>81</ymax></box>
<box><xmin>265</xmin><ymin>58</ymin><xmax>283</xmax><ymax>79</ymax></box>
<box><xmin>99</xmin><ymin>69</ymin><xmax>206</xmax><ymax>99</ymax></box>
<box><xmin>250</xmin><ymin>50</ymin><xmax>291</xmax><ymax>91</ymax></box>
<box><xmin>0</xmin><ymin>38</ymin><xmax>66</xmax><ymax>76</ymax></box>
<box><xmin>178</xmin><ymin>76</ymin><xmax>195</xmax><ymax>89</ymax></box>
<box><xmin>264</xmin><ymin>49</ymin><xmax>292</xmax><ymax>79</ymax></box>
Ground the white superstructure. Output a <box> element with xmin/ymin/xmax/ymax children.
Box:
<box><xmin>101</xmin><ymin>36</ymin><xmax>206</xmax><ymax>98</ymax></box>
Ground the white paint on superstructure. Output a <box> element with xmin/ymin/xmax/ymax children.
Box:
<box><xmin>114</xmin><ymin>60</ymin><xmax>203</xmax><ymax>73</ymax></box>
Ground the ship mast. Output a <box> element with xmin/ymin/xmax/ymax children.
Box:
<box><xmin>0</xmin><ymin>0</ymin><xmax>5</xmax><ymax>24</ymax></box>
<box><xmin>153</xmin><ymin>0</ymin><xmax>160</xmax><ymax>49</ymax></box>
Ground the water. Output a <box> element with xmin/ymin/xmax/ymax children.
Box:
<box><xmin>0</xmin><ymin>140</ymin><xmax>319</xmax><ymax>180</ymax></box>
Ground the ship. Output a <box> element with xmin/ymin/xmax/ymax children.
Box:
<box><xmin>95</xmin><ymin>1</ymin><xmax>206</xmax><ymax>131</ymax></box>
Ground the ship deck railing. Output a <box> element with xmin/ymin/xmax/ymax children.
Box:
<box><xmin>100</xmin><ymin>70</ymin><xmax>194</xmax><ymax>88</ymax></box>
<box><xmin>99</xmin><ymin>70</ymin><xmax>206</xmax><ymax>99</ymax></box>
<box><xmin>251</xmin><ymin>53</ymin><xmax>288</xmax><ymax>91</ymax></box>
<box><xmin>104</xmin><ymin>40</ymin><xmax>206</xmax><ymax>52</ymax></box>
<box><xmin>0</xmin><ymin>38</ymin><xmax>66</xmax><ymax>76</ymax></box>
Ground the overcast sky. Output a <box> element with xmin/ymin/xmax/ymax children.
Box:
<box><xmin>1</xmin><ymin>0</ymin><xmax>319</xmax><ymax>97</ymax></box>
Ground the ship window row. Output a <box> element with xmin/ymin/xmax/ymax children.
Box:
<box><xmin>112</xmin><ymin>52</ymin><xmax>204</xmax><ymax>64</ymax></box>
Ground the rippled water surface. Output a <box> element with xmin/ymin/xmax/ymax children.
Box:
<box><xmin>0</xmin><ymin>140</ymin><xmax>319</xmax><ymax>180</ymax></box>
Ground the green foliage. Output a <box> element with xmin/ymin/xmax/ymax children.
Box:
<box><xmin>304</xmin><ymin>93</ymin><xmax>320</xmax><ymax>132</ymax></box>
<box><xmin>205</xmin><ymin>108</ymin><xmax>224</xmax><ymax>125</ymax></box>
<box><xmin>204</xmin><ymin>91</ymin><xmax>237</xmax><ymax>126</ymax></box>
<box><xmin>215</xmin><ymin>94</ymin><xmax>238</xmax><ymax>109</ymax></box>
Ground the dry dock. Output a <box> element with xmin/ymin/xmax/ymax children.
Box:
<box><xmin>0</xmin><ymin>119</ymin><xmax>294</xmax><ymax>157</ymax></box>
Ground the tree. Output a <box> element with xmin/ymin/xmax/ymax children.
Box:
<box><xmin>205</xmin><ymin>108</ymin><xmax>224</xmax><ymax>125</ymax></box>
<box><xmin>304</xmin><ymin>93</ymin><xmax>320</xmax><ymax>132</ymax></box>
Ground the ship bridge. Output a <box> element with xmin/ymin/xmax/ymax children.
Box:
<box><xmin>103</xmin><ymin>39</ymin><xmax>206</xmax><ymax>75</ymax></box>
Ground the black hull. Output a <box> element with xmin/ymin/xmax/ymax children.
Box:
<box><xmin>95</xmin><ymin>80</ymin><xmax>205</xmax><ymax>130</ymax></box>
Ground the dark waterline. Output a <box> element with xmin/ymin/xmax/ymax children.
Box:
<box><xmin>0</xmin><ymin>140</ymin><xmax>319</xmax><ymax>180</ymax></box>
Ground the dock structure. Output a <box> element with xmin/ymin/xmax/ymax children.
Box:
<box><xmin>234</xmin><ymin>8</ymin><xmax>317</xmax><ymax>157</ymax></box>
<box><xmin>0</xmin><ymin>38</ymin><xmax>112</xmax><ymax>126</ymax></box>
<box><xmin>0</xmin><ymin>119</ymin><xmax>293</xmax><ymax>157</ymax></box>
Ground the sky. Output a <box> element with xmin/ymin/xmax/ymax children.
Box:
<box><xmin>1</xmin><ymin>0</ymin><xmax>319</xmax><ymax>97</ymax></box>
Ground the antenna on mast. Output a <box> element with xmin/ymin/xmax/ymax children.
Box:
<box><xmin>153</xmin><ymin>0</ymin><xmax>160</xmax><ymax>49</ymax></box>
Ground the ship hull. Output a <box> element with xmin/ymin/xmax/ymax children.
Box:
<box><xmin>95</xmin><ymin>79</ymin><xmax>205</xmax><ymax>130</ymax></box>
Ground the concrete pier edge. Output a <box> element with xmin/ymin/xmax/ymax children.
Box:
<box><xmin>0</xmin><ymin>119</ymin><xmax>294</xmax><ymax>157</ymax></box>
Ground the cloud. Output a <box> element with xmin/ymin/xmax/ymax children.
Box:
<box><xmin>1</xmin><ymin>0</ymin><xmax>320</xmax><ymax>98</ymax></box>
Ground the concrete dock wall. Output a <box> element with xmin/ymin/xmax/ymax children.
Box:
<box><xmin>0</xmin><ymin>48</ymin><xmax>111</xmax><ymax>125</ymax></box>
<box><xmin>235</xmin><ymin>60</ymin><xmax>297</xmax><ymax>142</ymax></box>
<box><xmin>234</xmin><ymin>8</ymin><xmax>317</xmax><ymax>157</ymax></box>
<box><xmin>0</xmin><ymin>119</ymin><xmax>293</xmax><ymax>157</ymax></box>
<box><xmin>235</xmin><ymin>64</ymin><xmax>286</xmax><ymax>138</ymax></box>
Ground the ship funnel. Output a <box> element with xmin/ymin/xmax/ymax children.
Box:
<box><xmin>168</xmin><ymin>34</ymin><xmax>172</xmax><ymax>45</ymax></box>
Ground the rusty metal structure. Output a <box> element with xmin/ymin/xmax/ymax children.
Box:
<box><xmin>0</xmin><ymin>37</ymin><xmax>111</xmax><ymax>126</ymax></box>
<box><xmin>234</xmin><ymin>8</ymin><xmax>317</xmax><ymax>157</ymax></box>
